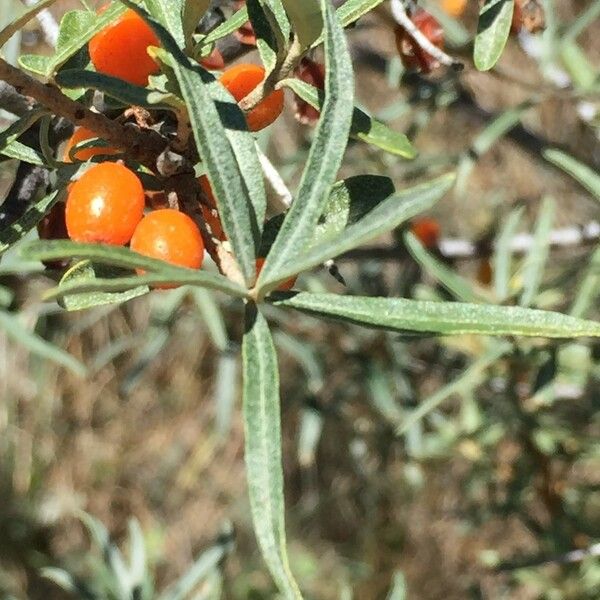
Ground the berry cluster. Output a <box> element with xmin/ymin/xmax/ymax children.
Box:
<box><xmin>36</xmin><ymin>4</ymin><xmax>308</xmax><ymax>290</ymax></box>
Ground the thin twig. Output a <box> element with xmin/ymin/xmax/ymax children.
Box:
<box><xmin>390</xmin><ymin>0</ymin><xmax>461</xmax><ymax>69</ymax></box>
<box><xmin>0</xmin><ymin>56</ymin><xmax>168</xmax><ymax>171</ymax></box>
<box><xmin>256</xmin><ymin>144</ymin><xmax>293</xmax><ymax>213</ymax></box>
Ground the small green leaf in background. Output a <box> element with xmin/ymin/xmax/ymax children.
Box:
<box><xmin>474</xmin><ymin>0</ymin><xmax>514</xmax><ymax>71</ymax></box>
<box><xmin>242</xmin><ymin>306</ymin><xmax>302</xmax><ymax>598</ymax></box>
<box><xmin>145</xmin><ymin>0</ymin><xmax>186</xmax><ymax>47</ymax></box>
<box><xmin>0</xmin><ymin>310</ymin><xmax>86</xmax><ymax>376</ymax></box>
<box><xmin>281</xmin><ymin>79</ymin><xmax>416</xmax><ymax>159</ymax></box>
<box><xmin>543</xmin><ymin>148</ymin><xmax>600</xmax><ymax>202</ymax></box>
<box><xmin>493</xmin><ymin>206</ymin><xmax>524</xmax><ymax>301</ymax></box>
<box><xmin>404</xmin><ymin>231</ymin><xmax>491</xmax><ymax>304</ymax></box>
<box><xmin>519</xmin><ymin>197</ymin><xmax>555</xmax><ymax>307</ymax></box>
<box><xmin>396</xmin><ymin>342</ymin><xmax>512</xmax><ymax>436</ymax></box>
<box><xmin>272</xmin><ymin>293</ymin><xmax>600</xmax><ymax>338</ymax></box>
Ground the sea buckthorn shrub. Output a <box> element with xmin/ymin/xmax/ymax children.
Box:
<box><xmin>1</xmin><ymin>1</ymin><xmax>599</xmax><ymax>598</ymax></box>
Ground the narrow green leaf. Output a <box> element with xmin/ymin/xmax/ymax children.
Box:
<box><xmin>316</xmin><ymin>175</ymin><xmax>396</xmax><ymax>241</ymax></box>
<box><xmin>159</xmin><ymin>530</ymin><xmax>234</xmax><ymax>600</ymax></box>
<box><xmin>386</xmin><ymin>571</ymin><xmax>408</xmax><ymax>600</ymax></box>
<box><xmin>258</xmin><ymin>0</ymin><xmax>354</xmax><ymax>292</ymax></box>
<box><xmin>282</xmin><ymin>0</ymin><xmax>323</xmax><ymax>48</ymax></box>
<box><xmin>192</xmin><ymin>288</ymin><xmax>229</xmax><ymax>352</ymax></box>
<box><xmin>57</xmin><ymin>260</ymin><xmax>149</xmax><ymax>311</ymax></box>
<box><xmin>312</xmin><ymin>0</ymin><xmax>388</xmax><ymax>47</ymax></box>
<box><xmin>145</xmin><ymin>0</ymin><xmax>186</xmax><ymax>47</ymax></box>
<box><xmin>271</xmin><ymin>293</ymin><xmax>600</xmax><ymax>338</ymax></box>
<box><xmin>247</xmin><ymin>0</ymin><xmax>289</xmax><ymax>75</ymax></box>
<box><xmin>175</xmin><ymin>65</ymin><xmax>259</xmax><ymax>283</ymax></box>
<box><xmin>264</xmin><ymin>174</ymin><xmax>454</xmax><ymax>289</ymax></box>
<box><xmin>0</xmin><ymin>0</ymin><xmax>59</xmax><ymax>48</ymax></box>
<box><xmin>40</xmin><ymin>568</ymin><xmax>95</xmax><ymax>600</ymax></box>
<box><xmin>182</xmin><ymin>0</ymin><xmax>211</xmax><ymax>49</ymax></box>
<box><xmin>242</xmin><ymin>306</ymin><xmax>302</xmax><ymax>598</ymax></box>
<box><xmin>404</xmin><ymin>231</ymin><xmax>491</xmax><ymax>303</ymax></box>
<box><xmin>0</xmin><ymin>190</ymin><xmax>60</xmax><ymax>255</ymax></box>
<box><xmin>202</xmin><ymin>6</ymin><xmax>248</xmax><ymax>44</ymax></box>
<box><xmin>1</xmin><ymin>140</ymin><xmax>45</xmax><ymax>165</ymax></box>
<box><xmin>20</xmin><ymin>240</ymin><xmax>247</xmax><ymax>298</ymax></box>
<box><xmin>474</xmin><ymin>0</ymin><xmax>514</xmax><ymax>71</ymax></box>
<box><xmin>55</xmin><ymin>69</ymin><xmax>179</xmax><ymax>110</ymax></box>
<box><xmin>281</xmin><ymin>78</ymin><xmax>416</xmax><ymax>158</ymax></box>
<box><xmin>570</xmin><ymin>246</ymin><xmax>600</xmax><ymax>319</ymax></box>
<box><xmin>519</xmin><ymin>197</ymin><xmax>555</xmax><ymax>307</ymax></box>
<box><xmin>0</xmin><ymin>107</ymin><xmax>48</xmax><ymax>154</ymax></box>
<box><xmin>396</xmin><ymin>342</ymin><xmax>511</xmax><ymax>435</ymax></box>
<box><xmin>336</xmin><ymin>0</ymin><xmax>386</xmax><ymax>27</ymax></box>
<box><xmin>563</xmin><ymin>0</ymin><xmax>600</xmax><ymax>41</ymax></box>
<box><xmin>543</xmin><ymin>148</ymin><xmax>600</xmax><ymax>201</ymax></box>
<box><xmin>0</xmin><ymin>310</ymin><xmax>86</xmax><ymax>375</ymax></box>
<box><xmin>20</xmin><ymin>4</ymin><xmax>127</xmax><ymax>77</ymax></box>
<box><xmin>493</xmin><ymin>206</ymin><xmax>524</xmax><ymax>301</ymax></box>
<box><xmin>559</xmin><ymin>40</ymin><xmax>597</xmax><ymax>91</ymax></box>
<box><xmin>119</xmin><ymin>0</ymin><xmax>264</xmax><ymax>283</ymax></box>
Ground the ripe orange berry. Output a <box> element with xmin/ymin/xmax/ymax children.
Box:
<box><xmin>441</xmin><ymin>0</ymin><xmax>467</xmax><ymax>18</ymax></box>
<box><xmin>130</xmin><ymin>209</ymin><xmax>204</xmax><ymax>274</ymax></box>
<box><xmin>411</xmin><ymin>218</ymin><xmax>441</xmax><ymax>249</ymax></box>
<box><xmin>63</xmin><ymin>126</ymin><xmax>120</xmax><ymax>162</ymax></box>
<box><xmin>219</xmin><ymin>64</ymin><xmax>285</xmax><ymax>132</ymax></box>
<box><xmin>66</xmin><ymin>162</ymin><xmax>145</xmax><ymax>245</ymax></box>
<box><xmin>256</xmin><ymin>257</ymin><xmax>296</xmax><ymax>291</ymax></box>
<box><xmin>89</xmin><ymin>8</ymin><xmax>160</xmax><ymax>86</ymax></box>
<box><xmin>395</xmin><ymin>9</ymin><xmax>444</xmax><ymax>74</ymax></box>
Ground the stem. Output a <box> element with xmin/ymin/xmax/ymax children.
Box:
<box><xmin>0</xmin><ymin>57</ymin><xmax>167</xmax><ymax>170</ymax></box>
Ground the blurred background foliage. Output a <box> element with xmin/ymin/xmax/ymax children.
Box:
<box><xmin>1</xmin><ymin>0</ymin><xmax>599</xmax><ymax>598</ymax></box>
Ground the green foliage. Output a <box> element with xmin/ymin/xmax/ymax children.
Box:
<box><xmin>1</xmin><ymin>0</ymin><xmax>599</xmax><ymax>598</ymax></box>
<box><xmin>474</xmin><ymin>0</ymin><xmax>514</xmax><ymax>71</ymax></box>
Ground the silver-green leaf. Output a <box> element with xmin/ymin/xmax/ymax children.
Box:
<box><xmin>271</xmin><ymin>293</ymin><xmax>600</xmax><ymax>338</ymax></box>
<box><xmin>242</xmin><ymin>306</ymin><xmax>302</xmax><ymax>598</ymax></box>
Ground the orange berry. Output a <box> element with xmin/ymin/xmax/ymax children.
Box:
<box><xmin>66</xmin><ymin>162</ymin><xmax>145</xmax><ymax>245</ymax></box>
<box><xmin>411</xmin><ymin>218</ymin><xmax>441</xmax><ymax>248</ymax></box>
<box><xmin>219</xmin><ymin>64</ymin><xmax>285</xmax><ymax>132</ymax></box>
<box><xmin>89</xmin><ymin>8</ymin><xmax>160</xmax><ymax>86</ymax></box>
<box><xmin>441</xmin><ymin>0</ymin><xmax>467</xmax><ymax>18</ymax></box>
<box><xmin>395</xmin><ymin>9</ymin><xmax>444</xmax><ymax>74</ymax></box>
<box><xmin>63</xmin><ymin>126</ymin><xmax>120</xmax><ymax>162</ymax></box>
<box><xmin>130</xmin><ymin>209</ymin><xmax>204</xmax><ymax>273</ymax></box>
<box><xmin>256</xmin><ymin>257</ymin><xmax>296</xmax><ymax>291</ymax></box>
